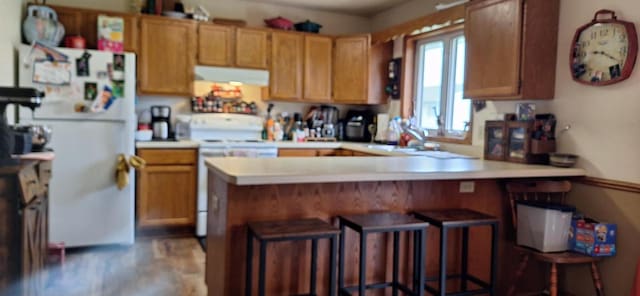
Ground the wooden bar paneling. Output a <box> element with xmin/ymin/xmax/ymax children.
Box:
<box><xmin>576</xmin><ymin>176</ymin><xmax>640</xmax><ymax>193</ymax></box>
<box><xmin>206</xmin><ymin>176</ymin><xmax>545</xmax><ymax>295</ymax></box>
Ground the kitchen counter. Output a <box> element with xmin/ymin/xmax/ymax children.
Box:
<box><xmin>205</xmin><ymin>154</ymin><xmax>582</xmax><ymax>295</ymax></box>
<box><xmin>135</xmin><ymin>140</ymin><xmax>199</xmax><ymax>149</ymax></box>
<box><xmin>205</xmin><ymin>156</ymin><xmax>586</xmax><ymax>185</ymax></box>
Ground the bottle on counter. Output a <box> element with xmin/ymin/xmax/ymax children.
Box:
<box><xmin>386</xmin><ymin>116</ymin><xmax>402</xmax><ymax>145</ymax></box>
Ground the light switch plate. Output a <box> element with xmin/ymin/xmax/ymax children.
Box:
<box><xmin>459</xmin><ymin>181</ymin><xmax>475</xmax><ymax>193</ymax></box>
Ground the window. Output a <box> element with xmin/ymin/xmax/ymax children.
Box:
<box><xmin>413</xmin><ymin>30</ymin><xmax>471</xmax><ymax>139</ymax></box>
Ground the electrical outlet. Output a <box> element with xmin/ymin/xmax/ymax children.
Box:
<box><xmin>459</xmin><ymin>181</ymin><xmax>475</xmax><ymax>193</ymax></box>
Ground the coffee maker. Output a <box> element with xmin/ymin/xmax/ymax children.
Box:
<box><xmin>151</xmin><ymin>105</ymin><xmax>172</xmax><ymax>140</ymax></box>
<box><xmin>0</xmin><ymin>87</ymin><xmax>44</xmax><ymax>165</ymax></box>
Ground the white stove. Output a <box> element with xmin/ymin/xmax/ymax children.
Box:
<box><xmin>187</xmin><ymin>113</ymin><xmax>277</xmax><ymax>237</ymax></box>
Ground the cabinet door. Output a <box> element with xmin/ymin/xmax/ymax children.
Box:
<box><xmin>137</xmin><ymin>165</ymin><xmax>197</xmax><ymax>228</ymax></box>
<box><xmin>278</xmin><ymin>149</ymin><xmax>318</xmax><ymax>157</ymax></box>
<box><xmin>270</xmin><ymin>32</ymin><xmax>303</xmax><ymax>100</ymax></box>
<box><xmin>50</xmin><ymin>5</ymin><xmax>138</xmax><ymax>52</ymax></box>
<box><xmin>138</xmin><ymin>17</ymin><xmax>196</xmax><ymax>95</ymax></box>
<box><xmin>198</xmin><ymin>24</ymin><xmax>234</xmax><ymax>67</ymax></box>
<box><xmin>304</xmin><ymin>35</ymin><xmax>333</xmax><ymax>101</ymax></box>
<box><xmin>464</xmin><ymin>0</ymin><xmax>522</xmax><ymax>98</ymax></box>
<box><xmin>235</xmin><ymin>28</ymin><xmax>269</xmax><ymax>69</ymax></box>
<box><xmin>333</xmin><ymin>35</ymin><xmax>369</xmax><ymax>103</ymax></box>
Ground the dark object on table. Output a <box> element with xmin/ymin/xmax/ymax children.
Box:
<box><xmin>0</xmin><ymin>87</ymin><xmax>44</xmax><ymax>165</ymax></box>
<box><xmin>264</xmin><ymin>16</ymin><xmax>293</xmax><ymax>30</ymax></box>
<box><xmin>344</xmin><ymin>109</ymin><xmax>375</xmax><ymax>142</ymax></box>
<box><xmin>12</xmin><ymin>131</ymin><xmax>33</xmax><ymax>155</ymax></box>
<box><xmin>11</xmin><ymin>125</ymin><xmax>52</xmax><ymax>152</ymax></box>
<box><xmin>532</xmin><ymin>114</ymin><xmax>556</xmax><ymax>140</ymax></box>
<box><xmin>294</xmin><ymin>20</ymin><xmax>322</xmax><ymax>33</ymax></box>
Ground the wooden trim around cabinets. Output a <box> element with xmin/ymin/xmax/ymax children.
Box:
<box><xmin>372</xmin><ymin>5</ymin><xmax>466</xmax><ymax>45</ymax></box>
<box><xmin>576</xmin><ymin>176</ymin><xmax>640</xmax><ymax>194</ymax></box>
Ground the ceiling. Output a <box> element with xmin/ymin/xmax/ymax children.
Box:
<box><xmin>241</xmin><ymin>0</ymin><xmax>413</xmax><ymax>16</ymax></box>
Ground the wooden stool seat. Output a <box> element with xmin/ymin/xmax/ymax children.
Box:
<box><xmin>339</xmin><ymin>212</ymin><xmax>429</xmax><ymax>232</ymax></box>
<box><xmin>338</xmin><ymin>212</ymin><xmax>428</xmax><ymax>296</ymax></box>
<box><xmin>413</xmin><ymin>209</ymin><xmax>499</xmax><ymax>296</ymax></box>
<box><xmin>413</xmin><ymin>209</ymin><xmax>499</xmax><ymax>227</ymax></box>
<box><xmin>246</xmin><ymin>218</ymin><xmax>340</xmax><ymax>296</ymax></box>
<box><xmin>514</xmin><ymin>246</ymin><xmax>602</xmax><ymax>264</ymax></box>
<box><xmin>249</xmin><ymin>218</ymin><xmax>340</xmax><ymax>240</ymax></box>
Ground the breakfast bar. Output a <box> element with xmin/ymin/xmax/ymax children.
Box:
<box><xmin>204</xmin><ymin>156</ymin><xmax>586</xmax><ymax>295</ymax></box>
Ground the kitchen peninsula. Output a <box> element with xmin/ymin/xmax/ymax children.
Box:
<box><xmin>204</xmin><ymin>156</ymin><xmax>586</xmax><ymax>295</ymax></box>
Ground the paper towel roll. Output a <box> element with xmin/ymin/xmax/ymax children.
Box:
<box><xmin>375</xmin><ymin>113</ymin><xmax>389</xmax><ymax>142</ymax></box>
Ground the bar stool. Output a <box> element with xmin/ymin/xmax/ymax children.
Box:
<box><xmin>413</xmin><ymin>209</ymin><xmax>499</xmax><ymax>296</ymax></box>
<box><xmin>246</xmin><ymin>218</ymin><xmax>341</xmax><ymax>296</ymax></box>
<box><xmin>338</xmin><ymin>212</ymin><xmax>429</xmax><ymax>296</ymax></box>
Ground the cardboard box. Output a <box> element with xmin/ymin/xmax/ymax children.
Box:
<box><xmin>97</xmin><ymin>15</ymin><xmax>124</xmax><ymax>53</ymax></box>
<box><xmin>569</xmin><ymin>218</ymin><xmax>617</xmax><ymax>257</ymax></box>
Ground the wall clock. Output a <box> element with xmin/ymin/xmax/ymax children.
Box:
<box><xmin>571</xmin><ymin>10</ymin><xmax>638</xmax><ymax>86</ymax></box>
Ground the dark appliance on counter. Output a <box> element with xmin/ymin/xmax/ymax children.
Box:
<box><xmin>151</xmin><ymin>105</ymin><xmax>172</xmax><ymax>140</ymax></box>
<box><xmin>344</xmin><ymin>109</ymin><xmax>375</xmax><ymax>142</ymax></box>
<box><xmin>0</xmin><ymin>87</ymin><xmax>44</xmax><ymax>164</ymax></box>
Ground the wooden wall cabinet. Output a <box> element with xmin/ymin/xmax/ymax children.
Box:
<box><xmin>235</xmin><ymin>28</ymin><xmax>270</xmax><ymax>69</ymax></box>
<box><xmin>136</xmin><ymin>149</ymin><xmax>197</xmax><ymax>228</ymax></box>
<box><xmin>333</xmin><ymin>35</ymin><xmax>392</xmax><ymax>104</ymax></box>
<box><xmin>0</xmin><ymin>160</ymin><xmax>51</xmax><ymax>296</ymax></box>
<box><xmin>303</xmin><ymin>35</ymin><xmax>333</xmax><ymax>102</ymax></box>
<box><xmin>50</xmin><ymin>5</ymin><xmax>138</xmax><ymax>53</ymax></box>
<box><xmin>138</xmin><ymin>16</ymin><xmax>197</xmax><ymax>96</ymax></box>
<box><xmin>269</xmin><ymin>32</ymin><xmax>304</xmax><ymax>100</ymax></box>
<box><xmin>464</xmin><ymin>0</ymin><xmax>560</xmax><ymax>100</ymax></box>
<box><xmin>198</xmin><ymin>24</ymin><xmax>234</xmax><ymax>67</ymax></box>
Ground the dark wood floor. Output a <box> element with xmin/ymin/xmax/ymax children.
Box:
<box><xmin>43</xmin><ymin>237</ymin><xmax>207</xmax><ymax>296</ymax></box>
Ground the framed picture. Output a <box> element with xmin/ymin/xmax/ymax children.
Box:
<box><xmin>516</xmin><ymin>103</ymin><xmax>536</xmax><ymax>121</ymax></box>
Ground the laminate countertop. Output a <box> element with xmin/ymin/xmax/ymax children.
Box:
<box><xmin>205</xmin><ymin>156</ymin><xmax>587</xmax><ymax>185</ymax></box>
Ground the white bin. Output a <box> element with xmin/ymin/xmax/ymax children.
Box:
<box><xmin>516</xmin><ymin>201</ymin><xmax>575</xmax><ymax>252</ymax></box>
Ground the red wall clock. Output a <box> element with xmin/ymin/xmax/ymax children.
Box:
<box><xmin>571</xmin><ymin>10</ymin><xmax>638</xmax><ymax>86</ymax></box>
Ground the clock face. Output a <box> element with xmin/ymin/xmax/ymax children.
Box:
<box><xmin>573</xmin><ymin>23</ymin><xmax>630</xmax><ymax>83</ymax></box>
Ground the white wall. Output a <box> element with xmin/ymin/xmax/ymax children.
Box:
<box><xmin>370</xmin><ymin>0</ymin><xmax>440</xmax><ymax>32</ymax></box>
<box><xmin>550</xmin><ymin>0</ymin><xmax>640</xmax><ymax>183</ymax></box>
<box><xmin>0</xmin><ymin>0</ymin><xmax>23</xmax><ymax>124</ymax></box>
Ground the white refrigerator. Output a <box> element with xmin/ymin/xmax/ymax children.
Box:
<box><xmin>18</xmin><ymin>45</ymin><xmax>136</xmax><ymax>247</ymax></box>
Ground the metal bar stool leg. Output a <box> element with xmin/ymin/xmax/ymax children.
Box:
<box><xmin>359</xmin><ymin>231</ymin><xmax>367</xmax><ymax>296</ymax></box>
<box><xmin>310</xmin><ymin>239</ymin><xmax>318</xmax><ymax>296</ymax></box>
<box><xmin>246</xmin><ymin>229</ymin><xmax>254</xmax><ymax>296</ymax></box>
<box><xmin>461</xmin><ymin>227</ymin><xmax>469</xmax><ymax>292</ymax></box>
<box><xmin>258</xmin><ymin>240</ymin><xmax>267</xmax><ymax>296</ymax></box>
<box><xmin>392</xmin><ymin>231</ymin><xmax>400</xmax><ymax>296</ymax></box>
<box><xmin>417</xmin><ymin>228</ymin><xmax>426</xmax><ymax>296</ymax></box>
<box><xmin>490</xmin><ymin>223</ymin><xmax>499</xmax><ymax>296</ymax></box>
<box><xmin>439</xmin><ymin>227</ymin><xmax>448</xmax><ymax>296</ymax></box>
<box><xmin>329</xmin><ymin>234</ymin><xmax>338</xmax><ymax>296</ymax></box>
<box><xmin>338</xmin><ymin>221</ymin><xmax>345</xmax><ymax>294</ymax></box>
<box><xmin>413</xmin><ymin>230</ymin><xmax>419</xmax><ymax>293</ymax></box>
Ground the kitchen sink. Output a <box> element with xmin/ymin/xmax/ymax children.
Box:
<box><xmin>366</xmin><ymin>144</ymin><xmax>417</xmax><ymax>152</ymax></box>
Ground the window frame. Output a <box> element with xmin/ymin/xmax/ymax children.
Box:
<box><xmin>401</xmin><ymin>24</ymin><xmax>473</xmax><ymax>145</ymax></box>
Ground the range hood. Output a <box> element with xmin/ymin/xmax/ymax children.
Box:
<box><xmin>194</xmin><ymin>65</ymin><xmax>269</xmax><ymax>86</ymax></box>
